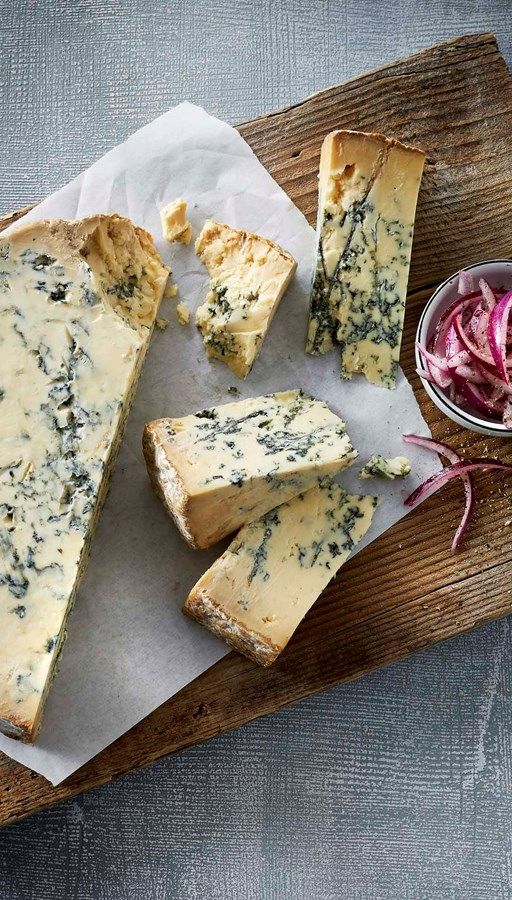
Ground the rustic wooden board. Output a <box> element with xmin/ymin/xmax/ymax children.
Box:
<box><xmin>1</xmin><ymin>31</ymin><xmax>512</xmax><ymax>828</ymax></box>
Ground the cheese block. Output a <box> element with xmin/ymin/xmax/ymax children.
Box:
<box><xmin>359</xmin><ymin>454</ymin><xmax>411</xmax><ymax>479</ymax></box>
<box><xmin>0</xmin><ymin>215</ymin><xmax>168</xmax><ymax>741</ymax></box>
<box><xmin>184</xmin><ymin>482</ymin><xmax>378</xmax><ymax>665</ymax></box>
<box><xmin>143</xmin><ymin>390</ymin><xmax>356</xmax><ymax>550</ymax></box>
<box><xmin>160</xmin><ymin>199</ymin><xmax>192</xmax><ymax>245</ymax></box>
<box><xmin>306</xmin><ymin>130</ymin><xmax>425</xmax><ymax>388</ymax></box>
<box><xmin>195</xmin><ymin>221</ymin><xmax>296</xmax><ymax>378</ymax></box>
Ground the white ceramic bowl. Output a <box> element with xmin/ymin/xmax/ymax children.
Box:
<box><xmin>415</xmin><ymin>259</ymin><xmax>512</xmax><ymax>437</ymax></box>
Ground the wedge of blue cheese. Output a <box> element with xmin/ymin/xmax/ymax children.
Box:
<box><xmin>359</xmin><ymin>454</ymin><xmax>411</xmax><ymax>480</ymax></box>
<box><xmin>195</xmin><ymin>221</ymin><xmax>297</xmax><ymax>378</ymax></box>
<box><xmin>0</xmin><ymin>215</ymin><xmax>168</xmax><ymax>742</ymax></box>
<box><xmin>143</xmin><ymin>390</ymin><xmax>356</xmax><ymax>550</ymax></box>
<box><xmin>307</xmin><ymin>130</ymin><xmax>425</xmax><ymax>388</ymax></box>
<box><xmin>184</xmin><ymin>482</ymin><xmax>378</xmax><ymax>665</ymax></box>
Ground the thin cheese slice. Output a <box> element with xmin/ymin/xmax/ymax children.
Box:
<box><xmin>143</xmin><ymin>390</ymin><xmax>356</xmax><ymax>550</ymax></box>
<box><xmin>184</xmin><ymin>482</ymin><xmax>377</xmax><ymax>665</ymax></box>
<box><xmin>195</xmin><ymin>220</ymin><xmax>297</xmax><ymax>378</ymax></box>
<box><xmin>307</xmin><ymin>130</ymin><xmax>425</xmax><ymax>388</ymax></box>
<box><xmin>0</xmin><ymin>215</ymin><xmax>168</xmax><ymax>741</ymax></box>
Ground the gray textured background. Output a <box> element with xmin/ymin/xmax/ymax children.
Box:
<box><xmin>1</xmin><ymin>1</ymin><xmax>512</xmax><ymax>898</ymax></box>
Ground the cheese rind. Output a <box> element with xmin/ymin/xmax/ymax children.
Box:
<box><xmin>160</xmin><ymin>199</ymin><xmax>192</xmax><ymax>245</ymax></box>
<box><xmin>359</xmin><ymin>454</ymin><xmax>411</xmax><ymax>479</ymax></box>
<box><xmin>184</xmin><ymin>482</ymin><xmax>378</xmax><ymax>665</ymax></box>
<box><xmin>307</xmin><ymin>130</ymin><xmax>425</xmax><ymax>388</ymax></box>
<box><xmin>0</xmin><ymin>215</ymin><xmax>168</xmax><ymax>741</ymax></box>
<box><xmin>143</xmin><ymin>390</ymin><xmax>356</xmax><ymax>549</ymax></box>
<box><xmin>195</xmin><ymin>221</ymin><xmax>296</xmax><ymax>378</ymax></box>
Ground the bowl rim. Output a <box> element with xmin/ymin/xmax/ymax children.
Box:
<box><xmin>415</xmin><ymin>258</ymin><xmax>512</xmax><ymax>436</ymax></box>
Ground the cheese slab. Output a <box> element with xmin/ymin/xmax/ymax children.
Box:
<box><xmin>0</xmin><ymin>215</ymin><xmax>168</xmax><ymax>742</ymax></box>
<box><xmin>143</xmin><ymin>390</ymin><xmax>356</xmax><ymax>550</ymax></box>
<box><xmin>184</xmin><ymin>482</ymin><xmax>378</xmax><ymax>665</ymax></box>
<box><xmin>306</xmin><ymin>130</ymin><xmax>425</xmax><ymax>388</ymax></box>
<box><xmin>195</xmin><ymin>220</ymin><xmax>296</xmax><ymax>378</ymax></box>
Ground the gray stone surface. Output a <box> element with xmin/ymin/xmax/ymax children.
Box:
<box><xmin>1</xmin><ymin>1</ymin><xmax>512</xmax><ymax>898</ymax></box>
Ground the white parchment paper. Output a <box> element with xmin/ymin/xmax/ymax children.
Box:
<box><xmin>0</xmin><ymin>104</ymin><xmax>437</xmax><ymax>784</ymax></box>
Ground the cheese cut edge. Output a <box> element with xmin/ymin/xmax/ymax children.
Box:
<box><xmin>142</xmin><ymin>421</ymin><xmax>198</xmax><ymax>549</ymax></box>
<box><xmin>184</xmin><ymin>589</ymin><xmax>280</xmax><ymax>666</ymax></box>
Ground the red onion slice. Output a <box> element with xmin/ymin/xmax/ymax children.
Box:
<box><xmin>479</xmin><ymin>278</ymin><xmax>497</xmax><ymax>310</ymax></box>
<box><xmin>404</xmin><ymin>459</ymin><xmax>512</xmax><ymax>508</ymax></box>
<box><xmin>487</xmin><ymin>290</ymin><xmax>512</xmax><ymax>384</ymax></box>
<box><xmin>452</xmin><ymin>374</ymin><xmax>500</xmax><ymax>418</ymax></box>
<box><xmin>416</xmin><ymin>367</ymin><xmax>437</xmax><ymax>384</ymax></box>
<box><xmin>402</xmin><ymin>434</ymin><xmax>475</xmax><ymax>551</ymax></box>
<box><xmin>433</xmin><ymin>292</ymin><xmax>480</xmax><ymax>357</ymax></box>
<box><xmin>445</xmin><ymin>324</ymin><xmax>464</xmax><ymax>361</ymax></box>
<box><xmin>415</xmin><ymin>342</ymin><xmax>452</xmax><ymax>388</ymax></box>
<box><xmin>454</xmin><ymin>313</ymin><xmax>495</xmax><ymax>368</ymax></box>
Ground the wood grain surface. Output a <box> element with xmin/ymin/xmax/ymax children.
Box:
<box><xmin>1</xmin><ymin>31</ymin><xmax>512</xmax><ymax>828</ymax></box>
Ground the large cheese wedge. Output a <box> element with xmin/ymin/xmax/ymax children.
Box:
<box><xmin>0</xmin><ymin>215</ymin><xmax>168</xmax><ymax>741</ymax></box>
<box><xmin>143</xmin><ymin>390</ymin><xmax>356</xmax><ymax>549</ymax></box>
<box><xmin>307</xmin><ymin>130</ymin><xmax>425</xmax><ymax>388</ymax></box>
<box><xmin>184</xmin><ymin>482</ymin><xmax>377</xmax><ymax>665</ymax></box>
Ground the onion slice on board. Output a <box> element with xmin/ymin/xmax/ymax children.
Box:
<box><xmin>402</xmin><ymin>434</ymin><xmax>475</xmax><ymax>551</ymax></box>
<box><xmin>404</xmin><ymin>458</ymin><xmax>512</xmax><ymax>509</ymax></box>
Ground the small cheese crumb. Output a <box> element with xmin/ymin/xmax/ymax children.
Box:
<box><xmin>176</xmin><ymin>301</ymin><xmax>190</xmax><ymax>325</ymax></box>
<box><xmin>156</xmin><ymin>318</ymin><xmax>169</xmax><ymax>331</ymax></box>
<box><xmin>359</xmin><ymin>455</ymin><xmax>411</xmax><ymax>480</ymax></box>
<box><xmin>160</xmin><ymin>199</ymin><xmax>192</xmax><ymax>245</ymax></box>
<box><xmin>164</xmin><ymin>283</ymin><xmax>178</xmax><ymax>300</ymax></box>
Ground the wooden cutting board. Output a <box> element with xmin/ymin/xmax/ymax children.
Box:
<box><xmin>2</xmin><ymin>31</ymin><xmax>512</xmax><ymax>828</ymax></box>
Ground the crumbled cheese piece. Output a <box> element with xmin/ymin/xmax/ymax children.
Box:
<box><xmin>195</xmin><ymin>220</ymin><xmax>296</xmax><ymax>378</ymax></box>
<box><xmin>307</xmin><ymin>130</ymin><xmax>425</xmax><ymax>388</ymax></box>
<box><xmin>184</xmin><ymin>482</ymin><xmax>378</xmax><ymax>665</ymax></box>
<box><xmin>160</xmin><ymin>199</ymin><xmax>192</xmax><ymax>245</ymax></box>
<box><xmin>164</xmin><ymin>282</ymin><xmax>178</xmax><ymax>300</ymax></box>
<box><xmin>359</xmin><ymin>454</ymin><xmax>411</xmax><ymax>479</ymax></box>
<box><xmin>143</xmin><ymin>390</ymin><xmax>356</xmax><ymax>549</ymax></box>
<box><xmin>176</xmin><ymin>301</ymin><xmax>190</xmax><ymax>325</ymax></box>
<box><xmin>0</xmin><ymin>215</ymin><xmax>168</xmax><ymax>741</ymax></box>
<box><xmin>156</xmin><ymin>317</ymin><xmax>170</xmax><ymax>330</ymax></box>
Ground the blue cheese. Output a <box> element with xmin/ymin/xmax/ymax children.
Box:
<box><xmin>0</xmin><ymin>215</ymin><xmax>168</xmax><ymax>741</ymax></box>
<box><xmin>307</xmin><ymin>130</ymin><xmax>425</xmax><ymax>388</ymax></box>
<box><xmin>195</xmin><ymin>221</ymin><xmax>296</xmax><ymax>378</ymax></box>
<box><xmin>184</xmin><ymin>482</ymin><xmax>378</xmax><ymax>665</ymax></box>
<box><xmin>359</xmin><ymin>455</ymin><xmax>411</xmax><ymax>479</ymax></box>
<box><xmin>143</xmin><ymin>390</ymin><xmax>356</xmax><ymax>549</ymax></box>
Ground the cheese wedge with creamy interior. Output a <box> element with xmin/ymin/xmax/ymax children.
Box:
<box><xmin>307</xmin><ymin>129</ymin><xmax>425</xmax><ymax>388</ymax></box>
<box><xmin>195</xmin><ymin>220</ymin><xmax>296</xmax><ymax>378</ymax></box>
<box><xmin>184</xmin><ymin>482</ymin><xmax>378</xmax><ymax>665</ymax></box>
<box><xmin>143</xmin><ymin>390</ymin><xmax>356</xmax><ymax>550</ymax></box>
<box><xmin>0</xmin><ymin>214</ymin><xmax>168</xmax><ymax>741</ymax></box>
